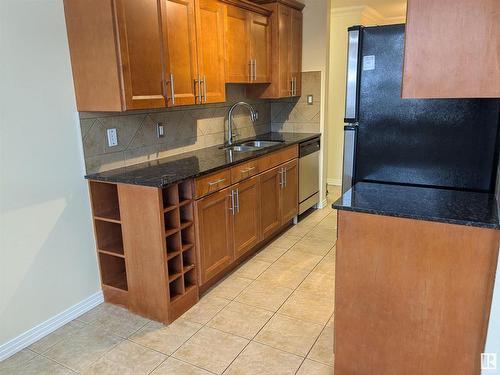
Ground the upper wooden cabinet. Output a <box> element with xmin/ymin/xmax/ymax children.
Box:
<box><xmin>402</xmin><ymin>0</ymin><xmax>500</xmax><ymax>99</ymax></box>
<box><xmin>223</xmin><ymin>3</ymin><xmax>271</xmax><ymax>83</ymax></box>
<box><xmin>247</xmin><ymin>0</ymin><xmax>304</xmax><ymax>98</ymax></box>
<box><xmin>64</xmin><ymin>0</ymin><xmax>225</xmax><ymax>111</ymax></box>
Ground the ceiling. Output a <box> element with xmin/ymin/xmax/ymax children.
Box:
<box><xmin>332</xmin><ymin>0</ymin><xmax>407</xmax><ymax>19</ymax></box>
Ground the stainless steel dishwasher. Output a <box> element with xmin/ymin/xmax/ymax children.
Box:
<box><xmin>299</xmin><ymin>137</ymin><xmax>321</xmax><ymax>214</ymax></box>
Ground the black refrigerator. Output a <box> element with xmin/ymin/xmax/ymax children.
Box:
<box><xmin>341</xmin><ymin>24</ymin><xmax>500</xmax><ymax>194</ymax></box>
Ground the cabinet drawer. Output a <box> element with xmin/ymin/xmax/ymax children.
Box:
<box><xmin>194</xmin><ymin>169</ymin><xmax>231</xmax><ymax>198</ymax></box>
<box><xmin>258</xmin><ymin>145</ymin><xmax>298</xmax><ymax>171</ymax></box>
<box><xmin>231</xmin><ymin>160</ymin><xmax>260</xmax><ymax>184</ymax></box>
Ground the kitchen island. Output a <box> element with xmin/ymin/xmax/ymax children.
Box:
<box><xmin>333</xmin><ymin>182</ymin><xmax>499</xmax><ymax>374</ymax></box>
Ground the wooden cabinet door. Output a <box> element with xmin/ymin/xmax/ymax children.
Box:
<box><xmin>277</xmin><ymin>5</ymin><xmax>292</xmax><ymax>97</ymax></box>
<box><xmin>195</xmin><ymin>187</ymin><xmax>234</xmax><ymax>285</ymax></box>
<box><xmin>280</xmin><ymin>159</ymin><xmax>298</xmax><ymax>224</ymax></box>
<box><xmin>290</xmin><ymin>8</ymin><xmax>302</xmax><ymax>97</ymax></box>
<box><xmin>195</xmin><ymin>0</ymin><xmax>226</xmax><ymax>103</ymax></box>
<box><xmin>115</xmin><ymin>0</ymin><xmax>166</xmax><ymax>110</ymax></box>
<box><xmin>260</xmin><ymin>166</ymin><xmax>282</xmax><ymax>239</ymax></box>
<box><xmin>233</xmin><ymin>176</ymin><xmax>261</xmax><ymax>260</ymax></box>
<box><xmin>225</xmin><ymin>6</ymin><xmax>251</xmax><ymax>83</ymax></box>
<box><xmin>161</xmin><ymin>0</ymin><xmax>199</xmax><ymax>106</ymax></box>
<box><xmin>250</xmin><ymin>12</ymin><xmax>271</xmax><ymax>83</ymax></box>
<box><xmin>402</xmin><ymin>0</ymin><xmax>500</xmax><ymax>99</ymax></box>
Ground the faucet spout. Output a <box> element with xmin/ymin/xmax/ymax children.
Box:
<box><xmin>227</xmin><ymin>102</ymin><xmax>257</xmax><ymax>146</ymax></box>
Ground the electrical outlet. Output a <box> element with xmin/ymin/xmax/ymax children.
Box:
<box><xmin>107</xmin><ymin>128</ymin><xmax>118</xmax><ymax>147</ymax></box>
<box><xmin>307</xmin><ymin>95</ymin><xmax>314</xmax><ymax>105</ymax></box>
<box><xmin>156</xmin><ymin>122</ymin><xmax>165</xmax><ymax>138</ymax></box>
<box><xmin>255</xmin><ymin>111</ymin><xmax>259</xmax><ymax>120</ymax></box>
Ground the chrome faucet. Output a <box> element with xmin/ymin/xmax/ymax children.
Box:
<box><xmin>226</xmin><ymin>102</ymin><xmax>257</xmax><ymax>146</ymax></box>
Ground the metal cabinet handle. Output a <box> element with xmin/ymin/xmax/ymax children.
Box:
<box><xmin>202</xmin><ymin>75</ymin><xmax>207</xmax><ymax>103</ymax></box>
<box><xmin>279</xmin><ymin>168</ymin><xmax>283</xmax><ymax>188</ymax></box>
<box><xmin>284</xmin><ymin>168</ymin><xmax>287</xmax><ymax>187</ymax></box>
<box><xmin>229</xmin><ymin>190</ymin><xmax>235</xmax><ymax>215</ymax></box>
<box><xmin>169</xmin><ymin>73</ymin><xmax>175</xmax><ymax>105</ymax></box>
<box><xmin>208</xmin><ymin>178</ymin><xmax>225</xmax><ymax>190</ymax></box>
<box><xmin>235</xmin><ymin>188</ymin><xmax>240</xmax><ymax>214</ymax></box>
<box><xmin>242</xmin><ymin>166</ymin><xmax>256</xmax><ymax>175</ymax></box>
<box><xmin>252</xmin><ymin>60</ymin><xmax>256</xmax><ymax>81</ymax></box>
<box><xmin>249</xmin><ymin>60</ymin><xmax>253</xmax><ymax>82</ymax></box>
<box><xmin>289</xmin><ymin>79</ymin><xmax>294</xmax><ymax>96</ymax></box>
<box><xmin>195</xmin><ymin>76</ymin><xmax>202</xmax><ymax>103</ymax></box>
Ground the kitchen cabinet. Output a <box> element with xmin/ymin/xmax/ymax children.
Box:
<box><xmin>260</xmin><ymin>167</ymin><xmax>282</xmax><ymax>239</ymax></box>
<box><xmin>402</xmin><ymin>0</ymin><xmax>500</xmax><ymax>98</ymax></box>
<box><xmin>224</xmin><ymin>4</ymin><xmax>271</xmax><ymax>83</ymax></box>
<box><xmin>64</xmin><ymin>0</ymin><xmax>225</xmax><ymax>111</ymax></box>
<box><xmin>280</xmin><ymin>159</ymin><xmax>298</xmax><ymax>223</ymax></box>
<box><xmin>233</xmin><ymin>176</ymin><xmax>261</xmax><ymax>259</ymax></box>
<box><xmin>246</xmin><ymin>0</ymin><xmax>304</xmax><ymax>98</ymax></box>
<box><xmin>195</xmin><ymin>187</ymin><xmax>234</xmax><ymax>285</ymax></box>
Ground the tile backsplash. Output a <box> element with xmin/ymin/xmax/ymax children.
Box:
<box><xmin>79</xmin><ymin>72</ymin><xmax>321</xmax><ymax>174</ymax></box>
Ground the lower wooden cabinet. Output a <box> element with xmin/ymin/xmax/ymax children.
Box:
<box><xmin>195</xmin><ymin>187</ymin><xmax>234</xmax><ymax>285</ymax></box>
<box><xmin>233</xmin><ymin>176</ymin><xmax>261</xmax><ymax>260</ymax></box>
<box><xmin>260</xmin><ymin>166</ymin><xmax>282</xmax><ymax>239</ymax></box>
<box><xmin>281</xmin><ymin>159</ymin><xmax>298</xmax><ymax>224</ymax></box>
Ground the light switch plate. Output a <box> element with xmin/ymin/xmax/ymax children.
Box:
<box><xmin>107</xmin><ymin>128</ymin><xmax>118</xmax><ymax>147</ymax></box>
<box><xmin>307</xmin><ymin>95</ymin><xmax>314</xmax><ymax>105</ymax></box>
<box><xmin>156</xmin><ymin>123</ymin><xmax>165</xmax><ymax>138</ymax></box>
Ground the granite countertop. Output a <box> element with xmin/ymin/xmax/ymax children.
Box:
<box><xmin>85</xmin><ymin>132</ymin><xmax>320</xmax><ymax>187</ymax></box>
<box><xmin>333</xmin><ymin>182</ymin><xmax>499</xmax><ymax>229</ymax></box>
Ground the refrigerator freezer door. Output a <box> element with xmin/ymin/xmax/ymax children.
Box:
<box><xmin>342</xmin><ymin>126</ymin><xmax>357</xmax><ymax>194</ymax></box>
<box><xmin>344</xmin><ymin>26</ymin><xmax>362</xmax><ymax>123</ymax></box>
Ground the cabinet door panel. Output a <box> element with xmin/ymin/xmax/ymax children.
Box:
<box><xmin>195</xmin><ymin>188</ymin><xmax>234</xmax><ymax>285</ymax></box>
<box><xmin>233</xmin><ymin>176</ymin><xmax>261</xmax><ymax>260</ymax></box>
<box><xmin>115</xmin><ymin>0</ymin><xmax>166</xmax><ymax>110</ymax></box>
<box><xmin>225</xmin><ymin>6</ymin><xmax>251</xmax><ymax>83</ymax></box>
<box><xmin>260</xmin><ymin>166</ymin><xmax>282</xmax><ymax>239</ymax></box>
<box><xmin>277</xmin><ymin>5</ymin><xmax>292</xmax><ymax>97</ymax></box>
<box><xmin>195</xmin><ymin>0</ymin><xmax>226</xmax><ymax>103</ymax></box>
<box><xmin>281</xmin><ymin>159</ymin><xmax>298</xmax><ymax>224</ymax></box>
<box><xmin>161</xmin><ymin>0</ymin><xmax>198</xmax><ymax>106</ymax></box>
<box><xmin>290</xmin><ymin>9</ymin><xmax>302</xmax><ymax>96</ymax></box>
<box><xmin>250</xmin><ymin>13</ymin><xmax>271</xmax><ymax>83</ymax></box>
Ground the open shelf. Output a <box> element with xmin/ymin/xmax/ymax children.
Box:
<box><xmin>94</xmin><ymin>220</ymin><xmax>124</xmax><ymax>256</ymax></box>
<box><xmin>181</xmin><ymin>225</ymin><xmax>195</xmax><ymax>247</ymax></box>
<box><xmin>166</xmin><ymin>231</ymin><xmax>182</xmax><ymax>255</ymax></box>
<box><xmin>178</xmin><ymin>180</ymin><xmax>193</xmax><ymax>201</ymax></box>
<box><xmin>184</xmin><ymin>268</ymin><xmax>197</xmax><ymax>290</ymax></box>
<box><xmin>169</xmin><ymin>276</ymin><xmax>184</xmax><ymax>302</ymax></box>
<box><xmin>179</xmin><ymin>204</ymin><xmax>194</xmax><ymax>228</ymax></box>
<box><xmin>162</xmin><ymin>185</ymin><xmax>179</xmax><ymax>210</ymax></box>
<box><xmin>99</xmin><ymin>253</ymin><xmax>128</xmax><ymax>291</ymax></box>
<box><xmin>90</xmin><ymin>181</ymin><xmax>121</xmax><ymax>221</ymax></box>
<box><xmin>182</xmin><ymin>247</ymin><xmax>196</xmax><ymax>270</ymax></box>
<box><xmin>167</xmin><ymin>254</ymin><xmax>183</xmax><ymax>281</ymax></box>
<box><xmin>164</xmin><ymin>209</ymin><xmax>180</xmax><ymax>234</ymax></box>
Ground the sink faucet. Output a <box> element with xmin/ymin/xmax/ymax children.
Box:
<box><xmin>226</xmin><ymin>102</ymin><xmax>257</xmax><ymax>146</ymax></box>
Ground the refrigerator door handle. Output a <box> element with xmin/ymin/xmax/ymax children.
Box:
<box><xmin>344</xmin><ymin>26</ymin><xmax>362</xmax><ymax>123</ymax></box>
<box><xmin>342</xmin><ymin>125</ymin><xmax>357</xmax><ymax>194</ymax></box>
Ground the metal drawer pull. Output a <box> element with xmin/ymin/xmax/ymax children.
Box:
<box><xmin>203</xmin><ymin>75</ymin><xmax>207</xmax><ymax>103</ymax></box>
<box><xmin>208</xmin><ymin>178</ymin><xmax>226</xmax><ymax>189</ymax></box>
<box><xmin>169</xmin><ymin>73</ymin><xmax>175</xmax><ymax>105</ymax></box>
<box><xmin>242</xmin><ymin>166</ymin><xmax>256</xmax><ymax>175</ymax></box>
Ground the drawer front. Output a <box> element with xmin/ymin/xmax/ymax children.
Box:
<box><xmin>231</xmin><ymin>160</ymin><xmax>260</xmax><ymax>184</ymax></box>
<box><xmin>195</xmin><ymin>169</ymin><xmax>231</xmax><ymax>198</ymax></box>
<box><xmin>258</xmin><ymin>145</ymin><xmax>298</xmax><ymax>171</ymax></box>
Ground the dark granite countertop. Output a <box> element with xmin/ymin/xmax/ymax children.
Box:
<box><xmin>85</xmin><ymin>132</ymin><xmax>320</xmax><ymax>188</ymax></box>
<box><xmin>333</xmin><ymin>182</ymin><xmax>499</xmax><ymax>229</ymax></box>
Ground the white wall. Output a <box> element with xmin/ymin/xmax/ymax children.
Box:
<box><xmin>301</xmin><ymin>0</ymin><xmax>330</xmax><ymax>204</ymax></box>
<box><xmin>0</xmin><ymin>0</ymin><xmax>100</xmax><ymax>349</ymax></box>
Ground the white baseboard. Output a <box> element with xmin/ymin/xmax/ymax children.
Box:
<box><xmin>327</xmin><ymin>178</ymin><xmax>342</xmax><ymax>186</ymax></box>
<box><xmin>0</xmin><ymin>291</ymin><xmax>104</xmax><ymax>362</ymax></box>
<box><xmin>316</xmin><ymin>198</ymin><xmax>329</xmax><ymax>209</ymax></box>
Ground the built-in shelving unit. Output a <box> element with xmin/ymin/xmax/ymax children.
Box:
<box><xmin>162</xmin><ymin>180</ymin><xmax>198</xmax><ymax>307</ymax></box>
<box><xmin>88</xmin><ymin>179</ymin><xmax>199</xmax><ymax>323</ymax></box>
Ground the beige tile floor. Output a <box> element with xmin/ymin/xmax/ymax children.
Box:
<box><xmin>1</xmin><ymin>187</ymin><xmax>341</xmax><ymax>375</ymax></box>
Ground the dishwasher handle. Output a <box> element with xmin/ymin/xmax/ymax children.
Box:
<box><xmin>299</xmin><ymin>138</ymin><xmax>321</xmax><ymax>158</ymax></box>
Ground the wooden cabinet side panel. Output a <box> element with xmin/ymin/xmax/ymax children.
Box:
<box><xmin>402</xmin><ymin>0</ymin><xmax>500</xmax><ymax>98</ymax></box>
<box><xmin>161</xmin><ymin>0</ymin><xmax>199</xmax><ymax>106</ymax></box>
<box><xmin>280</xmin><ymin>158</ymin><xmax>298</xmax><ymax>223</ymax></box>
<box><xmin>335</xmin><ymin>211</ymin><xmax>500</xmax><ymax>375</ymax></box>
<box><xmin>63</xmin><ymin>0</ymin><xmax>123</xmax><ymax>111</ymax></box>
<box><xmin>118</xmin><ymin>184</ymin><xmax>169</xmax><ymax>322</ymax></box>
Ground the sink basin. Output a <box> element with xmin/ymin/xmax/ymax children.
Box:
<box><xmin>239</xmin><ymin>140</ymin><xmax>284</xmax><ymax>148</ymax></box>
<box><xmin>224</xmin><ymin>145</ymin><xmax>258</xmax><ymax>152</ymax></box>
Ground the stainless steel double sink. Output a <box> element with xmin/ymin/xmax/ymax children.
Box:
<box><xmin>221</xmin><ymin>140</ymin><xmax>284</xmax><ymax>152</ymax></box>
